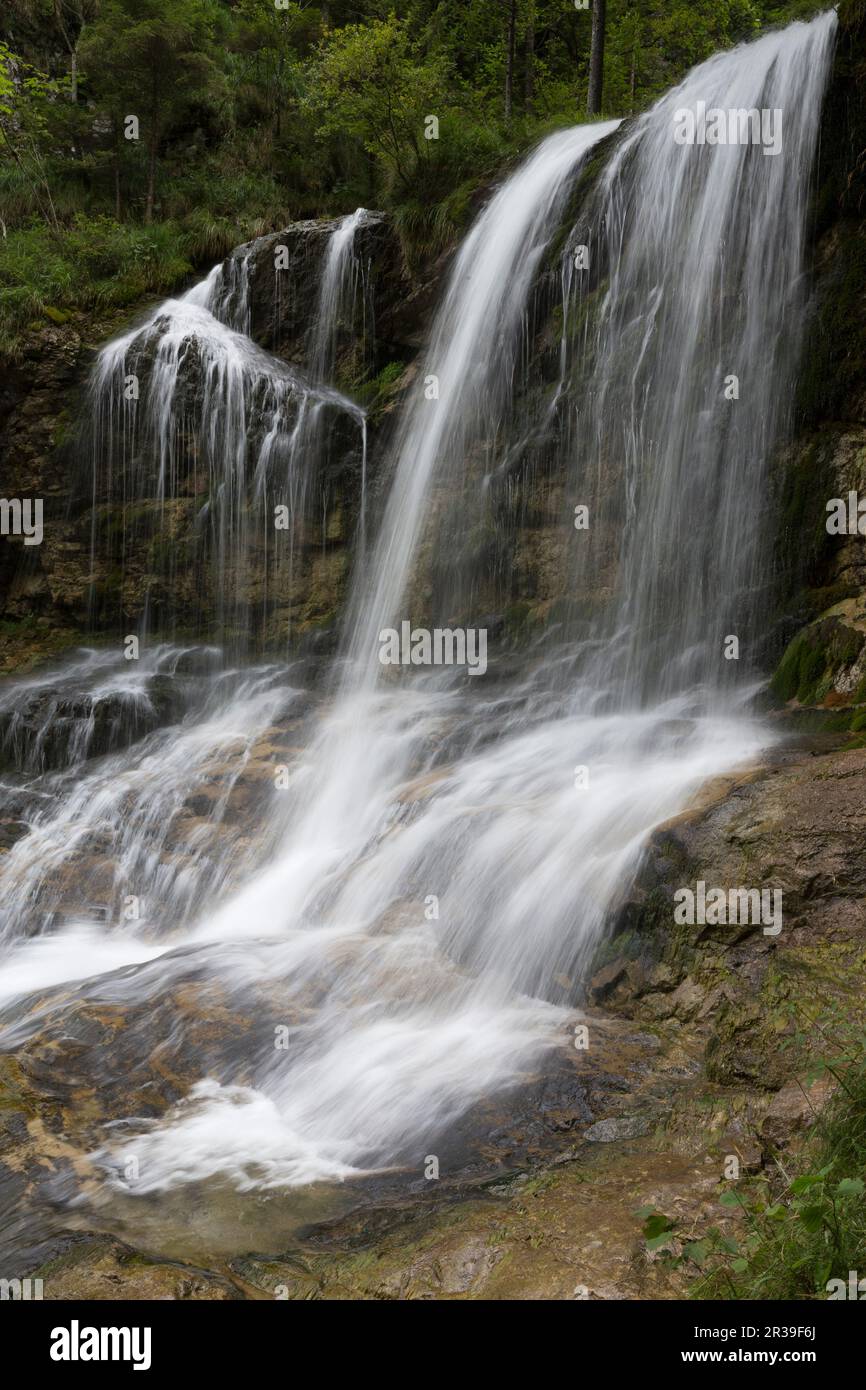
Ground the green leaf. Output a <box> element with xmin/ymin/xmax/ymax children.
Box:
<box><xmin>646</xmin><ymin>1231</ymin><xmax>676</xmax><ymax>1252</ymax></box>
<box><xmin>836</xmin><ymin>1178</ymin><xmax>865</xmax><ymax>1199</ymax></box>
<box><xmin>790</xmin><ymin>1175</ymin><xmax>823</xmax><ymax>1195</ymax></box>
<box><xmin>797</xmin><ymin>1204</ymin><xmax>826</xmax><ymax>1234</ymax></box>
<box><xmin>643</xmin><ymin>1212</ymin><xmax>675</xmax><ymax>1239</ymax></box>
<box><xmin>683</xmin><ymin>1241</ymin><xmax>708</xmax><ymax>1267</ymax></box>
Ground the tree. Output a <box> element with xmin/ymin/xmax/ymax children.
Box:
<box><xmin>524</xmin><ymin>0</ymin><xmax>536</xmax><ymax>113</ymax></box>
<box><xmin>503</xmin><ymin>0</ymin><xmax>516</xmax><ymax>123</ymax></box>
<box><xmin>0</xmin><ymin>41</ymin><xmax>66</xmax><ymax>229</ymax></box>
<box><xmin>228</xmin><ymin>0</ymin><xmax>314</xmax><ymax>139</ymax></box>
<box><xmin>79</xmin><ymin>0</ymin><xmax>223</xmax><ymax>223</ymax></box>
<box><xmin>306</xmin><ymin>15</ymin><xmax>446</xmax><ymax>190</ymax></box>
<box><xmin>587</xmin><ymin>0</ymin><xmax>606</xmax><ymax>116</ymax></box>
<box><xmin>50</xmin><ymin>0</ymin><xmax>99</xmax><ymax>103</ymax></box>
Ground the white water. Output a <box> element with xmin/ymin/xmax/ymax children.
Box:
<box><xmin>308</xmin><ymin>207</ymin><xmax>370</xmax><ymax>382</ymax></box>
<box><xmin>0</xmin><ymin>13</ymin><xmax>837</xmax><ymax>1198</ymax></box>
<box><xmin>0</xmin><ymin>646</ymin><xmax>300</xmax><ymax>947</ymax></box>
<box><xmin>87</xmin><ymin>248</ymin><xmax>366</xmax><ymax>648</ymax></box>
<box><xmin>345</xmin><ymin>124</ymin><xmax>619</xmax><ymax>676</ymax></box>
<box><xmin>569</xmin><ymin>14</ymin><xmax>838</xmax><ymax>701</ymax></box>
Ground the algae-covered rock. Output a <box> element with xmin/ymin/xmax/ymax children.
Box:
<box><xmin>601</xmin><ymin>746</ymin><xmax>866</xmax><ymax>1089</ymax></box>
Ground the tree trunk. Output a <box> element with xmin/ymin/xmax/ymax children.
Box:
<box><xmin>524</xmin><ymin>12</ymin><xmax>535</xmax><ymax>112</ymax></box>
<box><xmin>504</xmin><ymin>0</ymin><xmax>516</xmax><ymax>123</ymax></box>
<box><xmin>54</xmin><ymin>4</ymin><xmax>79</xmax><ymax>103</ymax></box>
<box><xmin>145</xmin><ymin>136</ymin><xmax>157</xmax><ymax>224</ymax></box>
<box><xmin>587</xmin><ymin>0</ymin><xmax>607</xmax><ymax>116</ymax></box>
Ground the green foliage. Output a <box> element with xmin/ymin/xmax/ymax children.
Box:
<box><xmin>305</xmin><ymin>15</ymin><xmax>448</xmax><ymax>190</ymax></box>
<box><xmin>0</xmin><ymin>216</ymin><xmax>193</xmax><ymax>354</ymax></box>
<box><xmin>771</xmin><ymin>630</ymin><xmax>827</xmax><ymax>703</ymax></box>
<box><xmin>770</xmin><ymin>620</ymin><xmax>866</xmax><ymax>705</ymax></box>
<box><xmin>0</xmin><ymin>0</ymin><xmax>835</xmax><ymax>356</ymax></box>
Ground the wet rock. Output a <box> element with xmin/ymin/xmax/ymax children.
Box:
<box><xmin>239</xmin><ymin>214</ymin><xmax>410</xmax><ymax>369</ymax></box>
<box><xmin>0</xmin><ymin>677</ymin><xmax>186</xmax><ymax>775</ymax></box>
<box><xmin>583</xmin><ymin>1114</ymin><xmax>653</xmax><ymax>1143</ymax></box>
<box><xmin>34</xmin><ymin>1235</ymin><xmax>242</xmax><ymax>1300</ymax></box>
<box><xmin>760</xmin><ymin>1074</ymin><xmax>836</xmax><ymax>1148</ymax></box>
<box><xmin>229</xmin><ymin>1254</ymin><xmax>318</xmax><ymax>1301</ymax></box>
<box><xmin>407</xmin><ymin>1234</ymin><xmax>503</xmax><ymax>1296</ymax></box>
<box><xmin>299</xmin><ymin>624</ymin><xmax>338</xmax><ymax>656</ymax></box>
<box><xmin>602</xmin><ymin>746</ymin><xmax>866</xmax><ymax>1090</ymax></box>
<box><xmin>588</xmin><ymin>957</ymin><xmax>628</xmax><ymax>1002</ymax></box>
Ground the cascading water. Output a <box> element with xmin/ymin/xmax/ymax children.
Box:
<box><xmin>563</xmin><ymin>16</ymin><xmax>838</xmax><ymax>702</ymax></box>
<box><xmin>308</xmin><ymin>207</ymin><xmax>371</xmax><ymax>382</ymax></box>
<box><xmin>305</xmin><ymin>207</ymin><xmax>371</xmax><ymax>546</ymax></box>
<box><xmin>0</xmin><ymin>646</ymin><xmax>300</xmax><ymax>957</ymax></box>
<box><xmin>85</xmin><ymin>240</ymin><xmax>366</xmax><ymax>650</ymax></box>
<box><xmin>0</xmin><ymin>13</ymin><xmax>837</xmax><ymax>1204</ymax></box>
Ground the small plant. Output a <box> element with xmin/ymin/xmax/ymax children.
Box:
<box><xmin>635</xmin><ymin>1009</ymin><xmax>866</xmax><ymax>1299</ymax></box>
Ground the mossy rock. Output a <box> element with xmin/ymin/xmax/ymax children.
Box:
<box><xmin>770</xmin><ymin>617</ymin><xmax>865</xmax><ymax>705</ymax></box>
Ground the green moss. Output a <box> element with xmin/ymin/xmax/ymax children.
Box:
<box><xmin>771</xmin><ymin>631</ymin><xmax>824</xmax><ymax>703</ymax></box>
<box><xmin>0</xmin><ymin>613</ymin><xmax>38</xmax><ymax>637</ymax></box>
<box><xmin>770</xmin><ymin>619</ymin><xmax>866</xmax><ymax>706</ymax></box>
<box><xmin>366</xmin><ymin>359</ymin><xmax>406</xmax><ymax>409</ymax></box>
<box><xmin>503</xmin><ymin>600</ymin><xmax>533</xmax><ymax>642</ymax></box>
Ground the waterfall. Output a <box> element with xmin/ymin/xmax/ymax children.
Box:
<box><xmin>0</xmin><ymin>647</ymin><xmax>297</xmax><ymax>952</ymax></box>
<box><xmin>0</xmin><ymin>14</ymin><xmax>838</xmax><ymax>1198</ymax></box>
<box><xmin>305</xmin><ymin>207</ymin><xmax>371</xmax><ymax>546</ymax></box>
<box><xmin>85</xmin><ymin>246</ymin><xmax>366</xmax><ymax>650</ymax></box>
<box><xmin>343</xmin><ymin>126</ymin><xmax>620</xmax><ymax>681</ymax></box>
<box><xmin>568</xmin><ymin>13</ymin><xmax>839</xmax><ymax>703</ymax></box>
<box><xmin>308</xmin><ymin>207</ymin><xmax>371</xmax><ymax>383</ymax></box>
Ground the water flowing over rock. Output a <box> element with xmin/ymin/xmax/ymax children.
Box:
<box><xmin>0</xmin><ymin>9</ymin><xmax>850</xmax><ymax>1273</ymax></box>
<box><xmin>85</xmin><ymin>236</ymin><xmax>369</xmax><ymax>649</ymax></box>
<box><xmin>571</xmin><ymin>16</ymin><xmax>837</xmax><ymax>701</ymax></box>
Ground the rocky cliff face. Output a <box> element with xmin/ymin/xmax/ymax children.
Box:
<box><xmin>0</xmin><ymin>194</ymin><xmax>619</xmax><ymax>661</ymax></box>
<box><xmin>766</xmin><ymin>3</ymin><xmax>866</xmax><ymax>726</ymax></box>
<box><xmin>1</xmin><ymin>10</ymin><xmax>865</xmax><ymax>1303</ymax></box>
<box><xmin>0</xmin><ymin>212</ymin><xmax>425</xmax><ymax>660</ymax></box>
<box><xmin>583</xmin><ymin>0</ymin><xmax>866</xmax><ymax>1103</ymax></box>
<box><xmin>1</xmin><ymin>11</ymin><xmax>864</xmax><ymax>673</ymax></box>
